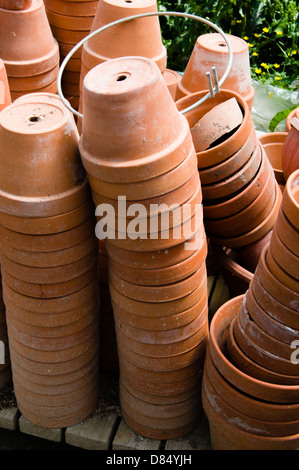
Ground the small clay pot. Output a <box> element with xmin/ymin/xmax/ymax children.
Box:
<box><xmin>176</xmin><ymin>89</ymin><xmax>253</xmax><ymax>170</ymax></box>
<box><xmin>176</xmin><ymin>33</ymin><xmax>254</xmax><ymax>109</ymax></box>
<box><xmin>282</xmin><ymin>117</ymin><xmax>299</xmax><ymax>181</ymax></box>
<box><xmin>0</xmin><ymin>0</ymin><xmax>59</xmax><ymax>77</ymax></box>
<box><xmin>190</xmin><ymin>97</ymin><xmax>243</xmax><ymax>152</ymax></box>
<box><xmin>162</xmin><ymin>69</ymin><xmax>182</xmax><ymax>100</ymax></box>
<box><xmin>282</xmin><ymin>168</ymin><xmax>299</xmax><ymax>231</ymax></box>
<box><xmin>259</xmin><ymin>132</ymin><xmax>287</xmax><ymax>185</ymax></box>
<box><xmin>255</xmin><ymin>245</ymin><xmax>299</xmax><ymax>311</ymax></box>
<box><xmin>81</xmin><ymin>0</ymin><xmax>166</xmax><ymax>73</ymax></box>
<box><xmin>208</xmin><ymin>295</ymin><xmax>299</xmax><ymax>403</ymax></box>
<box><xmin>0</xmin><ymin>100</ymin><xmax>88</xmax><ymax>218</ymax></box>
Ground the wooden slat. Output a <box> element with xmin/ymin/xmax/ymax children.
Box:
<box><xmin>65</xmin><ymin>412</ymin><xmax>119</xmax><ymax>450</ymax></box>
<box><xmin>19</xmin><ymin>415</ymin><xmax>63</xmax><ymax>442</ymax></box>
<box><xmin>112</xmin><ymin>418</ymin><xmax>162</xmax><ymax>450</ymax></box>
<box><xmin>0</xmin><ymin>406</ymin><xmax>19</xmax><ymax>431</ymax></box>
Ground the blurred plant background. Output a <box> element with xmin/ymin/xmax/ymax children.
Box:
<box><xmin>157</xmin><ymin>0</ymin><xmax>299</xmax><ymax>130</ymax></box>
<box><xmin>157</xmin><ymin>0</ymin><xmax>298</xmax><ymax>87</ymax></box>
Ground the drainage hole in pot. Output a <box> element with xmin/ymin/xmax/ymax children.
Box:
<box><xmin>28</xmin><ymin>115</ymin><xmax>43</xmax><ymax>123</ymax></box>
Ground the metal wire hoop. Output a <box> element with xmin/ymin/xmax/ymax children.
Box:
<box><xmin>57</xmin><ymin>11</ymin><xmax>233</xmax><ymax>119</ymax></box>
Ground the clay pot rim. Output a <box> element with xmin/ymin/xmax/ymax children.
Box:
<box><xmin>201</xmin><ymin>139</ymin><xmax>262</xmax><ymax>201</ymax></box>
<box><xmin>266</xmin><ymin>249</ymin><xmax>299</xmax><ymax>294</ymax></box>
<box><xmin>198</xmin><ymin>125</ymin><xmax>258</xmax><ymax>186</ymax></box>
<box><xmin>204</xmin><ymin>349</ymin><xmax>299</xmax><ymax>418</ymax></box>
<box><xmin>176</xmin><ymin>89</ymin><xmax>251</xmax><ymax>168</ymax></box>
<box><xmin>210</xmin><ymin>242</ymin><xmax>253</xmax><ymax>283</ymax></box>
<box><xmin>276</xmin><ymin>205</ymin><xmax>299</xmax><ymax>257</ymax></box>
<box><xmin>209</xmin><ymin>295</ymin><xmax>299</xmax><ymax>397</ymax></box>
<box><xmin>256</xmin><ymin>245</ymin><xmax>299</xmax><ymax>309</ymax></box>
<box><xmin>203</xmin><ymin>144</ymin><xmax>273</xmax><ymax>219</ymax></box>
<box><xmin>259</xmin><ymin>132</ymin><xmax>288</xmax><ymax>145</ymax></box>
<box><xmin>283</xmin><ymin>168</ymin><xmax>299</xmax><ymax>231</ymax></box>
<box><xmin>269</xmin><ymin>225</ymin><xmax>299</xmax><ymax>281</ymax></box>
<box><xmin>209</xmin><ymin>181</ymin><xmax>282</xmax><ymax>248</ymax></box>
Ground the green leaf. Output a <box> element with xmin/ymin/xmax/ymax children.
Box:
<box><xmin>269</xmin><ymin>104</ymin><xmax>298</xmax><ymax>131</ymax></box>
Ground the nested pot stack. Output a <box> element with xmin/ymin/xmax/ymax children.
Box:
<box><xmin>79</xmin><ymin>56</ymin><xmax>209</xmax><ymax>439</ymax></box>
<box><xmin>176</xmin><ymin>89</ymin><xmax>281</xmax><ymax>276</ymax></box>
<box><xmin>77</xmin><ymin>0</ymin><xmax>167</xmax><ymax>129</ymax></box>
<box><xmin>0</xmin><ymin>0</ymin><xmax>60</xmax><ymax>101</ymax></box>
<box><xmin>44</xmin><ymin>0</ymin><xmax>99</xmax><ymax>111</ymax></box>
<box><xmin>0</xmin><ymin>267</ymin><xmax>12</xmax><ymax>390</ymax></box>
<box><xmin>0</xmin><ymin>94</ymin><xmax>100</xmax><ymax>428</ymax></box>
<box><xmin>0</xmin><ymin>59</ymin><xmax>11</xmax><ymax>111</ymax></box>
<box><xmin>202</xmin><ymin>170</ymin><xmax>299</xmax><ymax>449</ymax></box>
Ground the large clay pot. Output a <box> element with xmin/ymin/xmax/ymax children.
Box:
<box><xmin>282</xmin><ymin>117</ymin><xmax>299</xmax><ymax>181</ymax></box>
<box><xmin>176</xmin><ymin>33</ymin><xmax>254</xmax><ymax>109</ymax></box>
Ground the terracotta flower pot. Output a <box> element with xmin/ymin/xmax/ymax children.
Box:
<box><xmin>266</xmin><ymin>248</ymin><xmax>299</xmax><ymax>293</ymax></box>
<box><xmin>0</xmin><ymin>59</ymin><xmax>11</xmax><ymax>111</ymax></box>
<box><xmin>208</xmin><ymin>295</ymin><xmax>299</xmax><ymax>403</ymax></box>
<box><xmin>259</xmin><ymin>131</ymin><xmax>287</xmax><ymax>185</ymax></box>
<box><xmin>176</xmin><ymin>89</ymin><xmax>253</xmax><ymax>170</ymax></box>
<box><xmin>80</xmin><ymin>0</ymin><xmax>166</xmax><ymax>73</ymax></box>
<box><xmin>162</xmin><ymin>69</ymin><xmax>182</xmax><ymax>100</ymax></box>
<box><xmin>282</xmin><ymin>117</ymin><xmax>299</xmax><ymax>181</ymax></box>
<box><xmin>44</xmin><ymin>0</ymin><xmax>98</xmax><ymax>17</ymax></box>
<box><xmin>275</xmin><ymin>205</ymin><xmax>299</xmax><ymax>257</ymax></box>
<box><xmin>80</xmin><ymin>56</ymin><xmax>193</xmax><ymax>184</ymax></box>
<box><xmin>0</xmin><ymin>99</ymin><xmax>88</xmax><ymax>218</ymax></box>
<box><xmin>176</xmin><ymin>33</ymin><xmax>254</xmax><ymax>109</ymax></box>
<box><xmin>268</xmin><ymin>225</ymin><xmax>299</xmax><ymax>281</ymax></box>
<box><xmin>0</xmin><ymin>0</ymin><xmax>59</xmax><ymax>77</ymax></box>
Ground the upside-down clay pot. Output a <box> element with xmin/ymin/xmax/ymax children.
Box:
<box><xmin>0</xmin><ymin>93</ymin><xmax>100</xmax><ymax>428</ymax></box>
<box><xmin>0</xmin><ymin>0</ymin><xmax>60</xmax><ymax>98</ymax></box>
<box><xmin>176</xmin><ymin>33</ymin><xmax>255</xmax><ymax>110</ymax></box>
<box><xmin>282</xmin><ymin>117</ymin><xmax>299</xmax><ymax>181</ymax></box>
<box><xmin>0</xmin><ymin>0</ymin><xmax>32</xmax><ymax>9</ymax></box>
<box><xmin>79</xmin><ymin>55</ymin><xmax>209</xmax><ymax>439</ymax></box>
<box><xmin>0</xmin><ymin>59</ymin><xmax>11</xmax><ymax>111</ymax></box>
<box><xmin>162</xmin><ymin>69</ymin><xmax>182</xmax><ymax>101</ymax></box>
<box><xmin>43</xmin><ymin>0</ymin><xmax>98</xmax><ymax>111</ymax></box>
<box><xmin>259</xmin><ymin>131</ymin><xmax>287</xmax><ymax>185</ymax></box>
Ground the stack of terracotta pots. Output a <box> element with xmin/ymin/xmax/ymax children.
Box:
<box><xmin>0</xmin><ymin>0</ymin><xmax>60</xmax><ymax>101</ymax></box>
<box><xmin>202</xmin><ymin>169</ymin><xmax>299</xmax><ymax>450</ymax></box>
<box><xmin>0</xmin><ymin>94</ymin><xmax>100</xmax><ymax>428</ymax></box>
<box><xmin>44</xmin><ymin>0</ymin><xmax>99</xmax><ymax>111</ymax></box>
<box><xmin>176</xmin><ymin>33</ymin><xmax>255</xmax><ymax>110</ymax></box>
<box><xmin>0</xmin><ymin>267</ymin><xmax>12</xmax><ymax>390</ymax></box>
<box><xmin>77</xmin><ymin>0</ymin><xmax>167</xmax><ymax>125</ymax></box>
<box><xmin>176</xmin><ymin>89</ymin><xmax>282</xmax><ymax>283</ymax></box>
<box><xmin>78</xmin><ymin>55</ymin><xmax>209</xmax><ymax>439</ymax></box>
<box><xmin>259</xmin><ymin>131</ymin><xmax>288</xmax><ymax>188</ymax></box>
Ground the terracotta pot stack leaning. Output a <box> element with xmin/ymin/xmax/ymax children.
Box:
<box><xmin>44</xmin><ymin>0</ymin><xmax>99</xmax><ymax>111</ymax></box>
<box><xmin>176</xmin><ymin>33</ymin><xmax>255</xmax><ymax>110</ymax></box>
<box><xmin>0</xmin><ymin>94</ymin><xmax>100</xmax><ymax>428</ymax></box>
<box><xmin>0</xmin><ymin>0</ymin><xmax>60</xmax><ymax>101</ymax></box>
<box><xmin>259</xmin><ymin>131</ymin><xmax>288</xmax><ymax>187</ymax></box>
<box><xmin>176</xmin><ymin>89</ymin><xmax>282</xmax><ymax>292</ymax></box>
<box><xmin>79</xmin><ymin>56</ymin><xmax>209</xmax><ymax>439</ymax></box>
<box><xmin>202</xmin><ymin>170</ymin><xmax>299</xmax><ymax>449</ymax></box>
<box><xmin>77</xmin><ymin>0</ymin><xmax>167</xmax><ymax>128</ymax></box>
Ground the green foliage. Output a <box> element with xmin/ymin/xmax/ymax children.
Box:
<box><xmin>157</xmin><ymin>0</ymin><xmax>299</xmax><ymax>90</ymax></box>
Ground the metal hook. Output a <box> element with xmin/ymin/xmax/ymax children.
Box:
<box><xmin>57</xmin><ymin>11</ymin><xmax>233</xmax><ymax>119</ymax></box>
